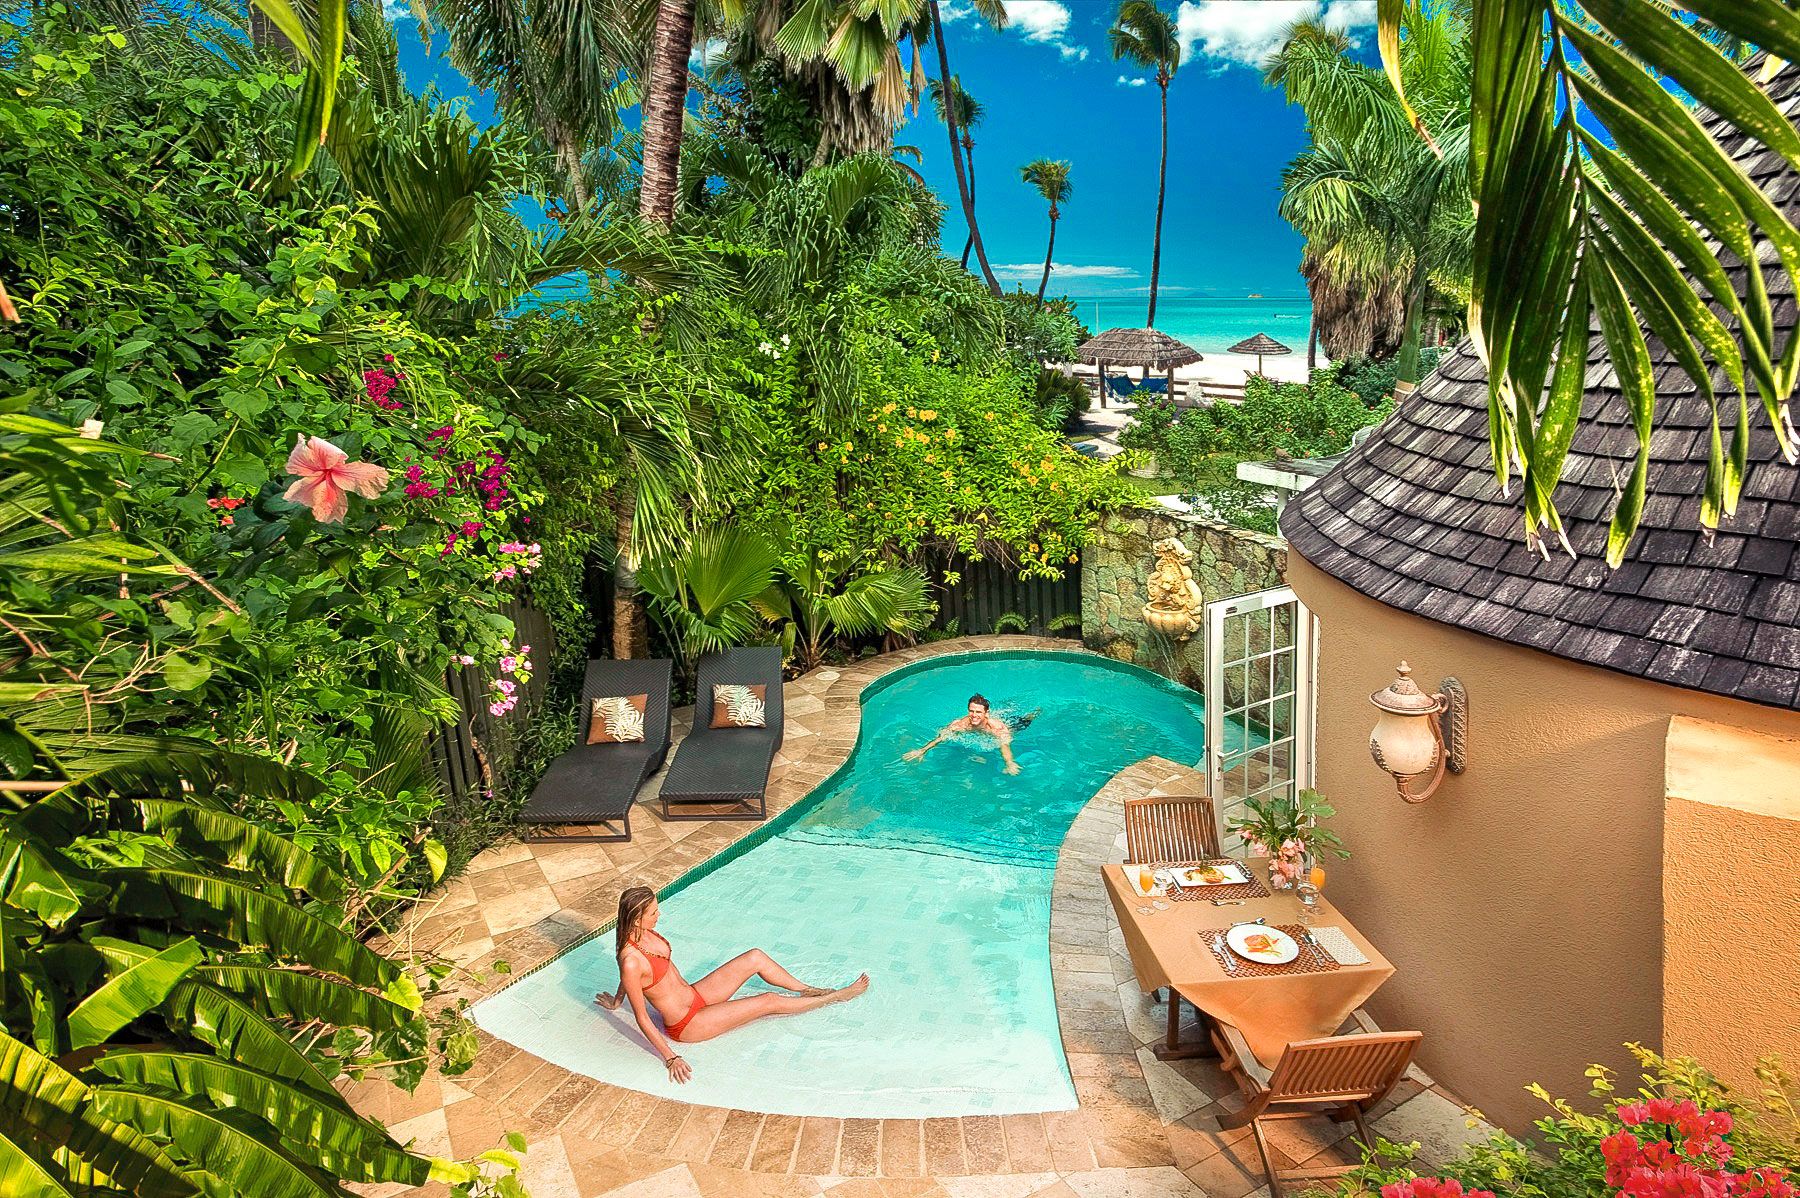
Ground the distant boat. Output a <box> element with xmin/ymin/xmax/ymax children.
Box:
<box><xmin>1247</xmin><ymin>293</ymin><xmax>1263</xmax><ymax>298</ymax></box>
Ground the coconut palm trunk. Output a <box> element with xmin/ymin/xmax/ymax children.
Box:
<box><xmin>1037</xmin><ymin>202</ymin><xmax>1059</xmax><ymax>303</ymax></box>
<box><xmin>960</xmin><ymin>134</ymin><xmax>977</xmax><ymax>268</ymax></box>
<box><xmin>928</xmin><ymin>1</ymin><xmax>1001</xmax><ymax>296</ymax></box>
<box><xmin>1147</xmin><ymin>72</ymin><xmax>1169</xmax><ymax>327</ymax></box>
<box><xmin>640</xmin><ymin>0</ymin><xmax>696</xmax><ymax>230</ymax></box>
<box><xmin>616</xmin><ymin>0</ymin><xmax>697</xmax><ymax>658</ymax></box>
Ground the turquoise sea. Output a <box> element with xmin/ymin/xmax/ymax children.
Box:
<box><xmin>1072</xmin><ymin>294</ymin><xmax>1313</xmax><ymax>356</ymax></box>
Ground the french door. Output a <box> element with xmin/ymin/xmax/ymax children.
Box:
<box><xmin>1203</xmin><ymin>586</ymin><xmax>1317</xmax><ymax>851</ymax></box>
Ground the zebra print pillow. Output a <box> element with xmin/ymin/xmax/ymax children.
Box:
<box><xmin>587</xmin><ymin>694</ymin><xmax>648</xmax><ymax>744</ymax></box>
<box><xmin>710</xmin><ymin>684</ymin><xmax>767</xmax><ymax>729</ymax></box>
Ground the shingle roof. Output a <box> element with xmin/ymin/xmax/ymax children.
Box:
<box><xmin>1281</xmin><ymin>60</ymin><xmax>1800</xmax><ymax>711</ymax></box>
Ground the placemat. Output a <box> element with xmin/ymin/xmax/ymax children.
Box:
<box><xmin>1164</xmin><ymin>860</ymin><xmax>1271</xmax><ymax>902</ymax></box>
<box><xmin>1201</xmin><ymin>923</ymin><xmax>1341</xmax><ymax>976</ymax></box>
<box><xmin>1309</xmin><ymin>924</ymin><xmax>1369</xmax><ymax>966</ymax></box>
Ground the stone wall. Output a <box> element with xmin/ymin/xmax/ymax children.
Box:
<box><xmin>1081</xmin><ymin>505</ymin><xmax>1288</xmax><ymax>688</ymax></box>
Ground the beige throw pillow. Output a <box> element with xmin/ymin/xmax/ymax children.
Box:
<box><xmin>710</xmin><ymin>683</ymin><xmax>767</xmax><ymax>729</ymax></box>
<box><xmin>588</xmin><ymin>694</ymin><xmax>648</xmax><ymax>744</ymax></box>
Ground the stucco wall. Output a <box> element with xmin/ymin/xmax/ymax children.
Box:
<box><xmin>1081</xmin><ymin>505</ymin><xmax>1288</xmax><ymax>688</ymax></box>
<box><xmin>1662</xmin><ymin>717</ymin><xmax>1800</xmax><ymax>1091</ymax></box>
<box><xmin>1286</xmin><ymin>551</ymin><xmax>1800</xmax><ymax>1135</ymax></box>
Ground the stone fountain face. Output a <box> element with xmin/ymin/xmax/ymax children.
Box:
<box><xmin>1143</xmin><ymin>537</ymin><xmax>1206</xmax><ymax>641</ymax></box>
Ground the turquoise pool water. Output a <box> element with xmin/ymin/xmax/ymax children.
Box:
<box><xmin>472</xmin><ymin>650</ymin><xmax>1213</xmax><ymax>1118</ymax></box>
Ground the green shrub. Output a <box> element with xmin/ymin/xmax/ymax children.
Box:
<box><xmin>1342</xmin><ymin>1046</ymin><xmax>1800</xmax><ymax>1198</ymax></box>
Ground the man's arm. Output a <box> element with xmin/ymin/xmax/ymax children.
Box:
<box><xmin>904</xmin><ymin>719</ymin><xmax>964</xmax><ymax>761</ymax></box>
<box><xmin>998</xmin><ymin>739</ymin><xmax>1021</xmax><ymax>775</ymax></box>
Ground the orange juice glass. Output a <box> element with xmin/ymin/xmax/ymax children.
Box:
<box><xmin>1309</xmin><ymin>865</ymin><xmax>1327</xmax><ymax>891</ymax></box>
<box><xmin>1137</xmin><ymin>865</ymin><xmax>1155</xmax><ymax>895</ymax></box>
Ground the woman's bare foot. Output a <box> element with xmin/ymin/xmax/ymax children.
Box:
<box><xmin>595</xmin><ymin>990</ymin><xmax>622</xmax><ymax>1011</ymax></box>
<box><xmin>821</xmin><ymin>974</ymin><xmax>870</xmax><ymax>1005</ymax></box>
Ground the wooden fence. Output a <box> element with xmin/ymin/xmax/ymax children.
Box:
<box><xmin>427</xmin><ymin>598</ymin><xmax>556</xmax><ymax>797</ymax></box>
<box><xmin>931</xmin><ymin>556</ymin><xmax>1083</xmax><ymax>638</ymax></box>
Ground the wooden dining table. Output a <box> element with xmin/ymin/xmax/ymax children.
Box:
<box><xmin>1101</xmin><ymin>860</ymin><xmax>1396</xmax><ymax>1069</ymax></box>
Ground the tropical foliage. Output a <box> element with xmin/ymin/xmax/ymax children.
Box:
<box><xmin>1342</xmin><ymin>1045</ymin><xmax>1800</xmax><ymax>1198</ymax></box>
<box><xmin>1378</xmin><ymin>0</ymin><xmax>1800</xmax><ymax>563</ymax></box>
<box><xmin>0</xmin><ymin>415</ymin><xmax>517</xmax><ymax>1198</ymax></box>
<box><xmin>1020</xmin><ymin>159</ymin><xmax>1074</xmax><ymax>304</ymax></box>
<box><xmin>1119</xmin><ymin>371</ymin><xmax>1390</xmax><ymax>532</ymax></box>
<box><xmin>1266</xmin><ymin>7</ymin><xmax>1471</xmax><ymax>382</ymax></box>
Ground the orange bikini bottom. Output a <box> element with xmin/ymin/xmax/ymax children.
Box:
<box><xmin>667</xmin><ymin>992</ymin><xmax>707</xmax><ymax>1041</ymax></box>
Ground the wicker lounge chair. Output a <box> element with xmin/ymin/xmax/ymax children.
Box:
<box><xmin>518</xmin><ymin>657</ymin><xmax>673</xmax><ymax>843</ymax></box>
<box><xmin>1210</xmin><ymin>1023</ymin><xmax>1422</xmax><ymax>1197</ymax></box>
<box><xmin>659</xmin><ymin>645</ymin><xmax>784</xmax><ymax>822</ymax></box>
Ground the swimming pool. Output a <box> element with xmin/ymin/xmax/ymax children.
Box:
<box><xmin>472</xmin><ymin>649</ymin><xmax>1215</xmax><ymax>1118</ymax></box>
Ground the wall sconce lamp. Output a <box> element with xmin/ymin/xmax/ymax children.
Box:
<box><xmin>1368</xmin><ymin>662</ymin><xmax>1467</xmax><ymax>803</ymax></box>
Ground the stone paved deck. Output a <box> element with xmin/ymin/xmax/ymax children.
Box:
<box><xmin>347</xmin><ymin>637</ymin><xmax>1494</xmax><ymax>1198</ymax></box>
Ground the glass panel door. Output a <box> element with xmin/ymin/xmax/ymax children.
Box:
<box><xmin>1203</xmin><ymin>586</ymin><xmax>1316</xmax><ymax>851</ymax></box>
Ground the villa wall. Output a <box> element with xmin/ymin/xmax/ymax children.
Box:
<box><xmin>1286</xmin><ymin>551</ymin><xmax>1800</xmax><ymax>1136</ymax></box>
<box><xmin>1081</xmin><ymin>505</ymin><xmax>1287</xmax><ymax>688</ymax></box>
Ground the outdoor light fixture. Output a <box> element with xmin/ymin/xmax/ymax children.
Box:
<box><xmin>1368</xmin><ymin>662</ymin><xmax>1467</xmax><ymax>803</ymax></box>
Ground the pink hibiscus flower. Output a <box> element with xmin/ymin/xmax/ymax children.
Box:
<box><xmin>283</xmin><ymin>435</ymin><xmax>390</xmax><ymax>524</ymax></box>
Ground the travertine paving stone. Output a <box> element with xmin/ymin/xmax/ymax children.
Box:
<box><xmin>348</xmin><ymin>638</ymin><xmax>1483</xmax><ymax>1198</ymax></box>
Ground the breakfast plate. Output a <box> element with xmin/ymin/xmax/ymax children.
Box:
<box><xmin>1226</xmin><ymin>923</ymin><xmax>1299</xmax><ymax>965</ymax></box>
<box><xmin>1174</xmin><ymin>862</ymin><xmax>1248</xmax><ymax>888</ymax></box>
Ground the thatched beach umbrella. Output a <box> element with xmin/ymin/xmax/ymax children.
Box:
<box><xmin>1227</xmin><ymin>332</ymin><xmax>1293</xmax><ymax>377</ymax></box>
<box><xmin>1074</xmin><ymin>327</ymin><xmax>1203</xmax><ymax>407</ymax></box>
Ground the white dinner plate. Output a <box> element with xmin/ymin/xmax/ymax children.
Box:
<box><xmin>1175</xmin><ymin>862</ymin><xmax>1248</xmax><ymax>888</ymax></box>
<box><xmin>1226</xmin><ymin>923</ymin><xmax>1299</xmax><ymax>965</ymax></box>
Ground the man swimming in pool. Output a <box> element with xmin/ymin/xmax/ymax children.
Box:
<box><xmin>903</xmin><ymin>693</ymin><xmax>1040</xmax><ymax>775</ymax></box>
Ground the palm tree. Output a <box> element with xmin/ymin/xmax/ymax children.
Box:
<box><xmin>767</xmin><ymin>0</ymin><xmax>1007</xmax><ymax>292</ymax></box>
<box><xmin>1020</xmin><ymin>158</ymin><xmax>1073</xmax><ymax>303</ymax></box>
<box><xmin>1109</xmin><ymin>0</ymin><xmax>1180</xmax><ymax>327</ymax></box>
<box><xmin>1266</xmin><ymin>13</ymin><xmax>1470</xmax><ymax>390</ymax></box>
<box><xmin>929</xmin><ymin>77</ymin><xmax>985</xmax><ymax>268</ymax></box>
<box><xmin>641</xmin><ymin>0</ymin><xmax>699</xmax><ymax>230</ymax></box>
<box><xmin>1375</xmin><ymin>0</ymin><xmax>1800</xmax><ymax>561</ymax></box>
<box><xmin>424</xmin><ymin>0</ymin><xmax>634</xmax><ymax>209</ymax></box>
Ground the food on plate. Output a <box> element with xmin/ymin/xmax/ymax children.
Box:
<box><xmin>1242</xmin><ymin>933</ymin><xmax>1280</xmax><ymax>956</ymax></box>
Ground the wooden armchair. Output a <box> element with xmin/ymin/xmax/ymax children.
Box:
<box><xmin>1210</xmin><ymin>1023</ymin><xmax>1422</xmax><ymax>1197</ymax></box>
<box><xmin>1123</xmin><ymin>794</ymin><xmax>1222</xmax><ymax>864</ymax></box>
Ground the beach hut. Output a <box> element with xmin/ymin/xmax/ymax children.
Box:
<box><xmin>1074</xmin><ymin>327</ymin><xmax>1203</xmax><ymax>407</ymax></box>
<box><xmin>1226</xmin><ymin>332</ymin><xmax>1292</xmax><ymax>377</ymax></box>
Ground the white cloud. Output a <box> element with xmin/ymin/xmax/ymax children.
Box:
<box><xmin>992</xmin><ymin>263</ymin><xmax>1141</xmax><ymax>280</ymax></box>
<box><xmin>947</xmin><ymin>1</ymin><xmax>1090</xmax><ymax>61</ymax></box>
<box><xmin>1009</xmin><ymin>0</ymin><xmax>1071</xmax><ymax>42</ymax></box>
<box><xmin>1116</xmin><ymin>74</ymin><xmax>1148</xmax><ymax>87</ymax></box>
<box><xmin>1175</xmin><ymin>0</ymin><xmax>1376</xmax><ymax>70</ymax></box>
<box><xmin>382</xmin><ymin>0</ymin><xmax>411</xmax><ymax>17</ymax></box>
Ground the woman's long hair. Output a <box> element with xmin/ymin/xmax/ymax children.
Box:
<box><xmin>614</xmin><ymin>886</ymin><xmax>656</xmax><ymax>960</ymax></box>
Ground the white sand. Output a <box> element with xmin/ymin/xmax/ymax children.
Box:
<box><xmin>1052</xmin><ymin>350</ymin><xmax>1318</xmax><ymax>387</ymax></box>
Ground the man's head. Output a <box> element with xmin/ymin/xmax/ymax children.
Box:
<box><xmin>967</xmin><ymin>694</ymin><xmax>991</xmax><ymax>719</ymax></box>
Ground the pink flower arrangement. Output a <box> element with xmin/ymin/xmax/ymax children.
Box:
<box><xmin>283</xmin><ymin>435</ymin><xmax>390</xmax><ymax>524</ymax></box>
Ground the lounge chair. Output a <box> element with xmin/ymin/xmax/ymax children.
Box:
<box><xmin>1210</xmin><ymin>1023</ymin><xmax>1422</xmax><ymax>1197</ymax></box>
<box><xmin>659</xmin><ymin>645</ymin><xmax>785</xmax><ymax>822</ymax></box>
<box><xmin>518</xmin><ymin>658</ymin><xmax>673</xmax><ymax>843</ymax></box>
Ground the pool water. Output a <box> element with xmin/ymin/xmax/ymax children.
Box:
<box><xmin>472</xmin><ymin>651</ymin><xmax>1214</xmax><ymax>1118</ymax></box>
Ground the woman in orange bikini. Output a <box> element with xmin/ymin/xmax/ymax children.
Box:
<box><xmin>595</xmin><ymin>887</ymin><xmax>870</xmax><ymax>1083</ymax></box>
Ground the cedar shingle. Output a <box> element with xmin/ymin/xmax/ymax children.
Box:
<box><xmin>1278</xmin><ymin>57</ymin><xmax>1800</xmax><ymax>712</ymax></box>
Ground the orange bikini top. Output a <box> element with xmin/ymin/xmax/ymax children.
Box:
<box><xmin>630</xmin><ymin>931</ymin><xmax>674</xmax><ymax>984</ymax></box>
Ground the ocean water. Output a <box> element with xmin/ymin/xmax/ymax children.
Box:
<box><xmin>1073</xmin><ymin>294</ymin><xmax>1313</xmax><ymax>356</ymax></box>
<box><xmin>471</xmin><ymin>651</ymin><xmax>1222</xmax><ymax>1118</ymax></box>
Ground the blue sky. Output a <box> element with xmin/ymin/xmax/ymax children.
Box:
<box><xmin>393</xmin><ymin>1</ymin><xmax>1379</xmax><ymax>300</ymax></box>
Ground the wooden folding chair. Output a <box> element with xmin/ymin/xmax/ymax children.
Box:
<box><xmin>1209</xmin><ymin>1024</ymin><xmax>1422</xmax><ymax>1197</ymax></box>
<box><xmin>1123</xmin><ymin>794</ymin><xmax>1221</xmax><ymax>864</ymax></box>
